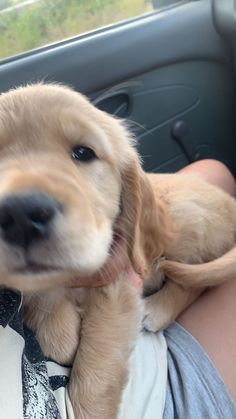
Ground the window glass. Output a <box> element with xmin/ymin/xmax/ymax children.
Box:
<box><xmin>0</xmin><ymin>0</ymin><xmax>183</xmax><ymax>60</ymax></box>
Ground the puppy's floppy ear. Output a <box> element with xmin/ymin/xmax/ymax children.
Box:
<box><xmin>121</xmin><ymin>155</ymin><xmax>174</xmax><ymax>278</ymax></box>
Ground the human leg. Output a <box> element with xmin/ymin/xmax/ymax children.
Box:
<box><xmin>179</xmin><ymin>158</ymin><xmax>236</xmax><ymax>195</ymax></box>
<box><xmin>177</xmin><ymin>159</ymin><xmax>236</xmax><ymax>401</ymax></box>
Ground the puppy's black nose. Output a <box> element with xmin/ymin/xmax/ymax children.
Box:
<box><xmin>0</xmin><ymin>191</ymin><xmax>59</xmax><ymax>248</ymax></box>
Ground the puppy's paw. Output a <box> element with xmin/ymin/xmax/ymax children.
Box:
<box><xmin>143</xmin><ymin>293</ymin><xmax>174</xmax><ymax>332</ymax></box>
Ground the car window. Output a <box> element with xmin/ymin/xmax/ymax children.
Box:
<box><xmin>0</xmin><ymin>0</ymin><xmax>186</xmax><ymax>61</ymax></box>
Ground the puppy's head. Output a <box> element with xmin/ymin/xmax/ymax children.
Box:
<box><xmin>0</xmin><ymin>83</ymin><xmax>172</xmax><ymax>291</ymax></box>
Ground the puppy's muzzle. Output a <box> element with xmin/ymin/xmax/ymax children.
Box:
<box><xmin>0</xmin><ymin>190</ymin><xmax>61</xmax><ymax>248</ymax></box>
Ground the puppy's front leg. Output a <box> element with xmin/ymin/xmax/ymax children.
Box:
<box><xmin>143</xmin><ymin>280</ymin><xmax>203</xmax><ymax>332</ymax></box>
<box><xmin>69</xmin><ymin>272</ymin><xmax>142</xmax><ymax>419</ymax></box>
<box><xmin>24</xmin><ymin>292</ymin><xmax>81</xmax><ymax>365</ymax></box>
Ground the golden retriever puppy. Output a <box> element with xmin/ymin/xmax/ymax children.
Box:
<box><xmin>0</xmin><ymin>83</ymin><xmax>236</xmax><ymax>417</ymax></box>
<box><xmin>0</xmin><ymin>83</ymin><xmax>143</xmax><ymax>419</ymax></box>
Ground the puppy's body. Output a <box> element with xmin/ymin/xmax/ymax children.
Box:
<box><xmin>143</xmin><ymin>173</ymin><xmax>236</xmax><ymax>330</ymax></box>
<box><xmin>0</xmin><ymin>83</ymin><xmax>235</xmax><ymax>417</ymax></box>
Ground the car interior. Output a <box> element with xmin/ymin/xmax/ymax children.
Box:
<box><xmin>0</xmin><ymin>0</ymin><xmax>236</xmax><ymax>176</ymax></box>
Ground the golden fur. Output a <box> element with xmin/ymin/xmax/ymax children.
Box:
<box><xmin>0</xmin><ymin>83</ymin><xmax>236</xmax><ymax>417</ymax></box>
<box><xmin>143</xmin><ymin>173</ymin><xmax>236</xmax><ymax>330</ymax></box>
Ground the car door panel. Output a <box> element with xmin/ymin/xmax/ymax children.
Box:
<box><xmin>0</xmin><ymin>0</ymin><xmax>235</xmax><ymax>173</ymax></box>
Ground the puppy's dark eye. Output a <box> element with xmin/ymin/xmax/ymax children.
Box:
<box><xmin>71</xmin><ymin>146</ymin><xmax>97</xmax><ymax>162</ymax></box>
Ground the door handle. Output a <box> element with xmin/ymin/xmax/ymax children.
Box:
<box><xmin>93</xmin><ymin>90</ymin><xmax>131</xmax><ymax>117</ymax></box>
